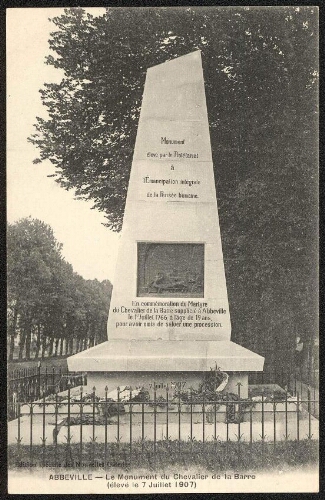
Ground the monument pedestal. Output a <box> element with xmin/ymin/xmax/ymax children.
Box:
<box><xmin>68</xmin><ymin>340</ymin><xmax>263</xmax><ymax>398</ymax></box>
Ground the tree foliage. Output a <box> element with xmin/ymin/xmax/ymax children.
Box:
<box><xmin>7</xmin><ymin>218</ymin><xmax>112</xmax><ymax>360</ymax></box>
<box><xmin>29</xmin><ymin>7</ymin><xmax>318</xmax><ymax>367</ymax></box>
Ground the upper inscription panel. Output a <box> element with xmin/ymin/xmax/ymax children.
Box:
<box><xmin>133</xmin><ymin>119</ymin><xmax>212</xmax><ymax>163</ymax></box>
<box><xmin>128</xmin><ymin>160</ymin><xmax>216</xmax><ymax>204</ymax></box>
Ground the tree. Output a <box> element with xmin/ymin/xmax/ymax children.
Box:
<box><xmin>7</xmin><ymin>218</ymin><xmax>112</xmax><ymax>360</ymax></box>
<box><xmin>28</xmin><ymin>7</ymin><xmax>318</xmax><ymax>366</ymax></box>
<box><xmin>29</xmin><ymin>7</ymin><xmax>317</xmax><ymax>229</ymax></box>
<box><xmin>7</xmin><ymin>218</ymin><xmax>62</xmax><ymax>359</ymax></box>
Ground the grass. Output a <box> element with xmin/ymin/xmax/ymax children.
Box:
<box><xmin>8</xmin><ymin>439</ymin><xmax>318</xmax><ymax>472</ymax></box>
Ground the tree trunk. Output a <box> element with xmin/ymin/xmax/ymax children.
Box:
<box><xmin>34</xmin><ymin>323</ymin><xmax>41</xmax><ymax>359</ymax></box>
<box><xmin>8</xmin><ymin>329</ymin><xmax>15</xmax><ymax>362</ymax></box>
<box><xmin>54</xmin><ymin>338</ymin><xmax>59</xmax><ymax>357</ymax></box>
<box><xmin>26</xmin><ymin>322</ymin><xmax>33</xmax><ymax>360</ymax></box>
<box><xmin>8</xmin><ymin>307</ymin><xmax>18</xmax><ymax>361</ymax></box>
<box><xmin>41</xmin><ymin>334</ymin><xmax>47</xmax><ymax>359</ymax></box>
<box><xmin>49</xmin><ymin>336</ymin><xmax>54</xmax><ymax>357</ymax></box>
<box><xmin>25</xmin><ymin>321</ymin><xmax>32</xmax><ymax>360</ymax></box>
<box><xmin>18</xmin><ymin>328</ymin><xmax>26</xmax><ymax>360</ymax></box>
<box><xmin>69</xmin><ymin>337</ymin><xmax>73</xmax><ymax>354</ymax></box>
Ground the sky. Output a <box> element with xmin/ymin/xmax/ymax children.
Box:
<box><xmin>7</xmin><ymin>8</ymin><xmax>120</xmax><ymax>282</ymax></box>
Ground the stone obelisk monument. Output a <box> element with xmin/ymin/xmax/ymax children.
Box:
<box><xmin>68</xmin><ymin>51</ymin><xmax>264</xmax><ymax>397</ymax></box>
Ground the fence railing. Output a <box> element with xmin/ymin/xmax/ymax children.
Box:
<box><xmin>7</xmin><ymin>382</ymin><xmax>319</xmax><ymax>470</ymax></box>
<box><xmin>8</xmin><ymin>364</ymin><xmax>319</xmax><ymax>422</ymax></box>
<box><xmin>8</xmin><ymin>366</ymin><xmax>87</xmax><ymax>420</ymax></box>
<box><xmin>248</xmin><ymin>364</ymin><xmax>318</xmax><ymax>389</ymax></box>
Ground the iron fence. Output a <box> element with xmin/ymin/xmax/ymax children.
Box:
<box><xmin>248</xmin><ymin>364</ymin><xmax>318</xmax><ymax>388</ymax></box>
<box><xmin>8</xmin><ymin>382</ymin><xmax>319</xmax><ymax>469</ymax></box>
<box><xmin>8</xmin><ymin>366</ymin><xmax>87</xmax><ymax>420</ymax></box>
<box><xmin>8</xmin><ymin>364</ymin><xmax>319</xmax><ymax>422</ymax></box>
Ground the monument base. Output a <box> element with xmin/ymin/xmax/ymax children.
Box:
<box><xmin>67</xmin><ymin>340</ymin><xmax>264</xmax><ymax>399</ymax></box>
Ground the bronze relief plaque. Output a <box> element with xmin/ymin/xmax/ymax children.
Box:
<box><xmin>137</xmin><ymin>243</ymin><xmax>204</xmax><ymax>297</ymax></box>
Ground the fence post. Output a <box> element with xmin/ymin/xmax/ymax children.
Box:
<box><xmin>307</xmin><ymin>386</ymin><xmax>312</xmax><ymax>439</ymax></box>
<box><xmin>59</xmin><ymin>368</ymin><xmax>62</xmax><ymax>392</ymax></box>
<box><xmin>285</xmin><ymin>389</ymin><xmax>288</xmax><ymax>441</ymax></box>
<box><xmin>153</xmin><ymin>384</ymin><xmax>157</xmax><ymax>460</ymax></box>
<box><xmin>66</xmin><ymin>378</ymin><xmax>72</xmax><ymax>465</ymax></box>
<box><xmin>141</xmin><ymin>397</ymin><xmax>145</xmax><ymax>452</ymax></box>
<box><xmin>249</xmin><ymin>392</ymin><xmax>253</xmax><ymax>449</ymax></box>
<box><xmin>52</xmin><ymin>367</ymin><xmax>55</xmax><ymax>392</ymax></box>
<box><xmin>18</xmin><ymin>369</ymin><xmax>23</xmax><ymax>402</ymax></box>
<box><xmin>296</xmin><ymin>391</ymin><xmax>300</xmax><ymax>442</ymax></box>
<box><xmin>117</xmin><ymin>387</ymin><xmax>120</xmax><ymax>454</ymax></box>
<box><xmin>226</xmin><ymin>395</ymin><xmax>229</xmax><ymax>451</ymax></box>
<box><xmin>27</xmin><ymin>377</ymin><xmax>31</xmax><ymax>402</ymax></box>
<box><xmin>313</xmin><ymin>368</ymin><xmax>316</xmax><ymax>416</ymax></box>
<box><xmin>17</xmin><ymin>401</ymin><xmax>21</xmax><ymax>461</ymax></box>
<box><xmin>129</xmin><ymin>387</ymin><xmax>133</xmax><ymax>461</ymax></box>
<box><xmin>91</xmin><ymin>386</ymin><xmax>96</xmax><ymax>464</ymax></box>
<box><xmin>104</xmin><ymin>386</ymin><xmax>108</xmax><ymax>466</ymax></box>
<box><xmin>79</xmin><ymin>385</ymin><xmax>83</xmax><ymax>463</ymax></box>
<box><xmin>190</xmin><ymin>388</ymin><xmax>193</xmax><ymax>450</ymax></box>
<box><xmin>214</xmin><ymin>394</ymin><xmax>217</xmax><ymax>450</ymax></box>
<box><xmin>261</xmin><ymin>388</ymin><xmax>265</xmax><ymax>466</ymax></box>
<box><xmin>41</xmin><ymin>391</ymin><xmax>46</xmax><ymax>467</ymax></box>
<box><xmin>237</xmin><ymin>383</ymin><xmax>242</xmax><ymax>465</ymax></box>
<box><xmin>36</xmin><ymin>361</ymin><xmax>41</xmax><ymax>399</ymax></box>
<box><xmin>165</xmin><ymin>385</ymin><xmax>169</xmax><ymax>442</ymax></box>
<box><xmin>54</xmin><ymin>392</ymin><xmax>58</xmax><ymax>464</ymax></box>
<box><xmin>202</xmin><ymin>391</ymin><xmax>205</xmax><ymax>446</ymax></box>
<box><xmin>29</xmin><ymin>403</ymin><xmax>33</xmax><ymax>465</ymax></box>
<box><xmin>178</xmin><ymin>388</ymin><xmax>181</xmax><ymax>457</ymax></box>
<box><xmin>273</xmin><ymin>389</ymin><xmax>276</xmax><ymax>452</ymax></box>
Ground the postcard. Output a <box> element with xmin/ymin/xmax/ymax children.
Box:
<box><xmin>7</xmin><ymin>6</ymin><xmax>319</xmax><ymax>494</ymax></box>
